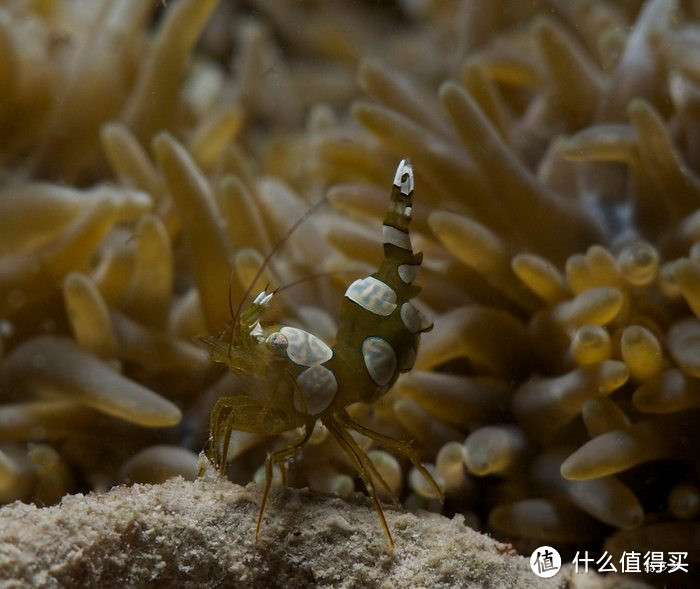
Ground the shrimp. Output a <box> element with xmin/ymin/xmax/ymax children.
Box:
<box><xmin>198</xmin><ymin>159</ymin><xmax>441</xmax><ymax>547</ymax></box>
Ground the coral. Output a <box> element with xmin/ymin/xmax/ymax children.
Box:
<box><xmin>0</xmin><ymin>0</ymin><xmax>699</xmax><ymax>585</ymax></box>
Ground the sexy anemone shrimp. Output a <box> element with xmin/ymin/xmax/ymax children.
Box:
<box><xmin>197</xmin><ymin>159</ymin><xmax>441</xmax><ymax>547</ymax></box>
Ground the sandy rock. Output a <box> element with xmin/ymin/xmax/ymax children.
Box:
<box><xmin>0</xmin><ymin>478</ymin><xmax>644</xmax><ymax>588</ymax></box>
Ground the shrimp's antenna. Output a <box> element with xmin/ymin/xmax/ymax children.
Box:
<box><xmin>227</xmin><ymin>274</ymin><xmax>235</xmax><ymax>321</ymax></box>
<box><xmin>215</xmin><ymin>268</ymin><xmax>239</xmax><ymax>343</ymax></box>
<box><xmin>230</xmin><ymin>195</ymin><xmax>329</xmax><ymax>334</ymax></box>
<box><xmin>273</xmin><ymin>269</ymin><xmax>360</xmax><ymax>295</ymax></box>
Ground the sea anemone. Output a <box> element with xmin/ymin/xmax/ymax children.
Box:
<box><xmin>0</xmin><ymin>0</ymin><xmax>699</xmax><ymax>584</ymax></box>
<box><xmin>315</xmin><ymin>0</ymin><xmax>700</xmax><ymax>574</ymax></box>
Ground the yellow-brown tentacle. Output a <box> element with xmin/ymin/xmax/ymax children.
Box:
<box><xmin>255</xmin><ymin>424</ymin><xmax>314</xmax><ymax>541</ymax></box>
<box><xmin>338</xmin><ymin>410</ymin><xmax>444</xmax><ymax>503</ymax></box>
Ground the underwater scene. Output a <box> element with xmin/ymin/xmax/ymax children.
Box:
<box><xmin>0</xmin><ymin>0</ymin><xmax>699</xmax><ymax>586</ymax></box>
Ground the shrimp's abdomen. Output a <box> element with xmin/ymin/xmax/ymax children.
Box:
<box><xmin>328</xmin><ymin>159</ymin><xmax>432</xmax><ymax>409</ymax></box>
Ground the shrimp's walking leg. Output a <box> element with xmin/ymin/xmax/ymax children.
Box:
<box><xmin>256</xmin><ymin>424</ymin><xmax>314</xmax><ymax>540</ymax></box>
<box><xmin>219</xmin><ymin>413</ymin><xmax>234</xmax><ymax>476</ymax></box>
<box><xmin>199</xmin><ymin>396</ymin><xmax>236</xmax><ymax>476</ymax></box>
<box><xmin>331</xmin><ymin>420</ymin><xmax>400</xmax><ymax>506</ymax></box>
<box><xmin>338</xmin><ymin>411</ymin><xmax>444</xmax><ymax>502</ymax></box>
<box><xmin>325</xmin><ymin>418</ymin><xmax>395</xmax><ymax>549</ymax></box>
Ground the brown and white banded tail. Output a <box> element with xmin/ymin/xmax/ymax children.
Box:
<box><xmin>382</xmin><ymin>159</ymin><xmax>415</xmax><ymax>255</ymax></box>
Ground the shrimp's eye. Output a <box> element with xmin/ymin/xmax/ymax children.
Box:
<box><xmin>265</xmin><ymin>332</ymin><xmax>288</xmax><ymax>353</ymax></box>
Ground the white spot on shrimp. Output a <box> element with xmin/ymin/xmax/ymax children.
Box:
<box><xmin>382</xmin><ymin>225</ymin><xmax>412</xmax><ymax>251</ymax></box>
<box><xmin>393</xmin><ymin>159</ymin><xmax>414</xmax><ymax>196</ymax></box>
<box><xmin>398</xmin><ymin>264</ymin><xmax>419</xmax><ymax>284</ymax></box>
<box><xmin>362</xmin><ymin>336</ymin><xmax>397</xmax><ymax>386</ymax></box>
<box><xmin>400</xmin><ymin>302</ymin><xmax>420</xmax><ymax>334</ymax></box>
<box><xmin>279</xmin><ymin>326</ymin><xmax>333</xmax><ymax>366</ymax></box>
<box><xmin>293</xmin><ymin>364</ymin><xmax>338</xmax><ymax>415</ymax></box>
<box><xmin>253</xmin><ymin>290</ymin><xmax>273</xmax><ymax>306</ymax></box>
<box><xmin>250</xmin><ymin>321</ymin><xmax>264</xmax><ymax>341</ymax></box>
<box><xmin>345</xmin><ymin>276</ymin><xmax>397</xmax><ymax>316</ymax></box>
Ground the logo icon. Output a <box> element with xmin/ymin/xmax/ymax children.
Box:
<box><xmin>530</xmin><ymin>546</ymin><xmax>562</xmax><ymax>578</ymax></box>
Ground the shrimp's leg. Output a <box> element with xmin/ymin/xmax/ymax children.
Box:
<box><xmin>199</xmin><ymin>396</ymin><xmax>235</xmax><ymax>476</ymax></box>
<box><xmin>338</xmin><ymin>410</ymin><xmax>444</xmax><ymax>502</ymax></box>
<box><xmin>219</xmin><ymin>414</ymin><xmax>234</xmax><ymax>476</ymax></box>
<box><xmin>331</xmin><ymin>420</ymin><xmax>400</xmax><ymax>506</ymax></box>
<box><xmin>325</xmin><ymin>417</ymin><xmax>395</xmax><ymax>549</ymax></box>
<box><xmin>256</xmin><ymin>424</ymin><xmax>314</xmax><ymax>541</ymax></box>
